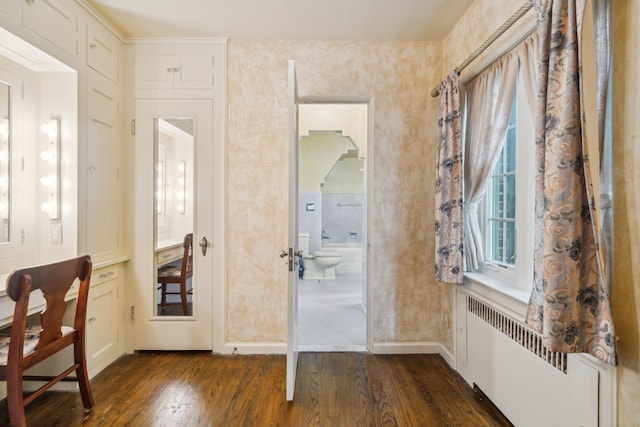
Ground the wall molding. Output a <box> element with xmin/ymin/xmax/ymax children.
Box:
<box><xmin>223</xmin><ymin>342</ymin><xmax>287</xmax><ymax>355</ymax></box>
<box><xmin>370</xmin><ymin>341</ymin><xmax>455</xmax><ymax>368</ymax></box>
<box><xmin>223</xmin><ymin>341</ymin><xmax>455</xmax><ymax>369</ymax></box>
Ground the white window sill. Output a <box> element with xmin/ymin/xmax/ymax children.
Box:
<box><xmin>461</xmin><ymin>271</ymin><xmax>531</xmax><ymax>321</ymax></box>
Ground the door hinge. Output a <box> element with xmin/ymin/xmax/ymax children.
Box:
<box><xmin>130</xmin><ymin>305</ymin><xmax>135</xmax><ymax>320</ymax></box>
<box><xmin>131</xmin><ymin>119</ymin><xmax>136</xmax><ymax>135</ymax></box>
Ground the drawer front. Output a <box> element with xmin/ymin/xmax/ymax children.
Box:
<box><xmin>92</xmin><ymin>264</ymin><xmax>122</xmax><ymax>287</ymax></box>
<box><xmin>156</xmin><ymin>247</ymin><xmax>182</xmax><ymax>265</ymax></box>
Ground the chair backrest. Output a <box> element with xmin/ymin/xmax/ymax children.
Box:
<box><xmin>181</xmin><ymin>233</ymin><xmax>193</xmax><ymax>281</ymax></box>
<box><xmin>5</xmin><ymin>255</ymin><xmax>92</xmax><ymax>351</ymax></box>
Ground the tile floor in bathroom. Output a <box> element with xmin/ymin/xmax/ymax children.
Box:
<box><xmin>298</xmin><ymin>275</ymin><xmax>366</xmax><ymax>351</ymax></box>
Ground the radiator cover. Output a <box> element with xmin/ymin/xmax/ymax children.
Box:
<box><xmin>458</xmin><ymin>292</ymin><xmax>599</xmax><ymax>427</ymax></box>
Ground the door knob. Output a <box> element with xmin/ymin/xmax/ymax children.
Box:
<box><xmin>199</xmin><ymin>236</ymin><xmax>208</xmax><ymax>256</ymax></box>
<box><xmin>280</xmin><ymin>249</ymin><xmax>288</xmax><ymax>258</ymax></box>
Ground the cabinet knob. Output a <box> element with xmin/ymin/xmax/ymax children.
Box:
<box><xmin>89</xmin><ymin>43</ymin><xmax>97</xmax><ymax>49</ymax></box>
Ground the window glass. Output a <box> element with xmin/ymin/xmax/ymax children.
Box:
<box><xmin>486</xmin><ymin>91</ymin><xmax>517</xmax><ymax>267</ymax></box>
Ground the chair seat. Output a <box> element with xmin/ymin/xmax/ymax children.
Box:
<box><xmin>0</xmin><ymin>325</ymin><xmax>74</xmax><ymax>366</ymax></box>
<box><xmin>158</xmin><ymin>266</ymin><xmax>181</xmax><ymax>279</ymax></box>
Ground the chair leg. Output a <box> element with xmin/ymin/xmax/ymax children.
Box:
<box><xmin>160</xmin><ymin>283</ymin><xmax>167</xmax><ymax>308</ymax></box>
<box><xmin>74</xmin><ymin>337</ymin><xmax>94</xmax><ymax>410</ymax></box>
<box><xmin>6</xmin><ymin>368</ymin><xmax>27</xmax><ymax>427</ymax></box>
<box><xmin>180</xmin><ymin>284</ymin><xmax>189</xmax><ymax>316</ymax></box>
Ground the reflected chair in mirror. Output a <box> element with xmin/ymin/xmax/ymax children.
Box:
<box><xmin>157</xmin><ymin>233</ymin><xmax>193</xmax><ymax>316</ymax></box>
<box><xmin>0</xmin><ymin>255</ymin><xmax>94</xmax><ymax>427</ymax></box>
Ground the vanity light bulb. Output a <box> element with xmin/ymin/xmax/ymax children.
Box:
<box><xmin>41</xmin><ymin>202</ymin><xmax>52</xmax><ymax>213</ymax></box>
<box><xmin>40</xmin><ymin>151</ymin><xmax>54</xmax><ymax>161</ymax></box>
<box><xmin>0</xmin><ymin>176</ymin><xmax>6</xmax><ymax>186</ymax></box>
<box><xmin>176</xmin><ymin>190</ymin><xmax>185</xmax><ymax>199</ymax></box>
<box><xmin>40</xmin><ymin>176</ymin><xmax>54</xmax><ymax>187</ymax></box>
<box><xmin>177</xmin><ymin>178</ymin><xmax>185</xmax><ymax>186</ymax></box>
<box><xmin>41</xmin><ymin>123</ymin><xmax>56</xmax><ymax>137</ymax></box>
<box><xmin>0</xmin><ymin>151</ymin><xmax>6</xmax><ymax>161</ymax></box>
<box><xmin>177</xmin><ymin>163</ymin><xmax>185</xmax><ymax>172</ymax></box>
<box><xmin>0</xmin><ymin>123</ymin><xmax>7</xmax><ymax>135</ymax></box>
<box><xmin>177</xmin><ymin>204</ymin><xmax>184</xmax><ymax>212</ymax></box>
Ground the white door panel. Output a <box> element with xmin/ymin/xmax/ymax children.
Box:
<box><xmin>133</xmin><ymin>99</ymin><xmax>214</xmax><ymax>350</ymax></box>
<box><xmin>286</xmin><ymin>60</ymin><xmax>300</xmax><ymax>401</ymax></box>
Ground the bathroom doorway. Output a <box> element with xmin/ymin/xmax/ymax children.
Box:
<box><xmin>297</xmin><ymin>101</ymin><xmax>371</xmax><ymax>351</ymax></box>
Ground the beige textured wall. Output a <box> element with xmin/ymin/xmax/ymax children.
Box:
<box><xmin>612</xmin><ymin>0</ymin><xmax>640</xmax><ymax>424</ymax></box>
<box><xmin>440</xmin><ymin>0</ymin><xmax>528</xmax><ymax>74</ymax></box>
<box><xmin>226</xmin><ymin>40</ymin><xmax>451</xmax><ymax>348</ymax></box>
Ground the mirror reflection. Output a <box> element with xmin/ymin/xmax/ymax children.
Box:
<box><xmin>0</xmin><ymin>81</ymin><xmax>9</xmax><ymax>243</ymax></box>
<box><xmin>154</xmin><ymin>118</ymin><xmax>194</xmax><ymax>316</ymax></box>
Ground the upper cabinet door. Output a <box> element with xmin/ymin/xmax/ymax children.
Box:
<box><xmin>135</xmin><ymin>51</ymin><xmax>215</xmax><ymax>89</ymax></box>
<box><xmin>22</xmin><ymin>0</ymin><xmax>78</xmax><ymax>56</ymax></box>
<box><xmin>173</xmin><ymin>54</ymin><xmax>214</xmax><ymax>89</ymax></box>
<box><xmin>135</xmin><ymin>54</ymin><xmax>174</xmax><ymax>89</ymax></box>
<box><xmin>86</xmin><ymin>21</ymin><xmax>119</xmax><ymax>82</ymax></box>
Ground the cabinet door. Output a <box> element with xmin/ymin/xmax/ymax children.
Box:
<box><xmin>173</xmin><ymin>54</ymin><xmax>214</xmax><ymax>89</ymax></box>
<box><xmin>86</xmin><ymin>79</ymin><xmax>120</xmax><ymax>262</ymax></box>
<box><xmin>135</xmin><ymin>54</ymin><xmax>174</xmax><ymax>89</ymax></box>
<box><xmin>87</xmin><ymin>22</ymin><xmax>119</xmax><ymax>82</ymax></box>
<box><xmin>22</xmin><ymin>0</ymin><xmax>78</xmax><ymax>56</ymax></box>
<box><xmin>86</xmin><ymin>265</ymin><xmax>121</xmax><ymax>373</ymax></box>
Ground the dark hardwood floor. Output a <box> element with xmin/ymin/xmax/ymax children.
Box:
<box><xmin>0</xmin><ymin>352</ymin><xmax>513</xmax><ymax>426</ymax></box>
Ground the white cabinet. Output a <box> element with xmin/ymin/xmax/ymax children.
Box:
<box><xmin>86</xmin><ymin>263</ymin><xmax>123</xmax><ymax>376</ymax></box>
<box><xmin>22</xmin><ymin>0</ymin><xmax>79</xmax><ymax>57</ymax></box>
<box><xmin>86</xmin><ymin>19</ymin><xmax>119</xmax><ymax>82</ymax></box>
<box><xmin>85</xmin><ymin>77</ymin><xmax>122</xmax><ymax>263</ymax></box>
<box><xmin>135</xmin><ymin>51</ymin><xmax>215</xmax><ymax>89</ymax></box>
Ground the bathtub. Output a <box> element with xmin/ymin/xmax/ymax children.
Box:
<box><xmin>321</xmin><ymin>243</ymin><xmax>364</xmax><ymax>278</ymax></box>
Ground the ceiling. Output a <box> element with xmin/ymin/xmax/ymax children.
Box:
<box><xmin>86</xmin><ymin>0</ymin><xmax>475</xmax><ymax>42</ymax></box>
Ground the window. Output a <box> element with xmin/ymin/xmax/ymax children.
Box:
<box><xmin>478</xmin><ymin>76</ymin><xmax>535</xmax><ymax>292</ymax></box>
<box><xmin>486</xmin><ymin>94</ymin><xmax>517</xmax><ymax>267</ymax></box>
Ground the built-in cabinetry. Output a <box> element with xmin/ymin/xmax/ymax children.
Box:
<box><xmin>134</xmin><ymin>48</ymin><xmax>215</xmax><ymax>89</ymax></box>
<box><xmin>22</xmin><ymin>0</ymin><xmax>79</xmax><ymax>57</ymax></box>
<box><xmin>0</xmin><ymin>0</ymin><xmax>127</xmax><ymax>381</ymax></box>
<box><xmin>86</xmin><ymin>263</ymin><xmax>123</xmax><ymax>377</ymax></box>
<box><xmin>85</xmin><ymin>14</ymin><xmax>123</xmax><ymax>263</ymax></box>
<box><xmin>130</xmin><ymin>39</ymin><xmax>227</xmax><ymax>351</ymax></box>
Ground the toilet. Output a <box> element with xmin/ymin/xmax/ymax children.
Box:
<box><xmin>298</xmin><ymin>233</ymin><xmax>341</xmax><ymax>280</ymax></box>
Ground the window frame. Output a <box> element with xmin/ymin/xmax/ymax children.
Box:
<box><xmin>475</xmin><ymin>73</ymin><xmax>535</xmax><ymax>293</ymax></box>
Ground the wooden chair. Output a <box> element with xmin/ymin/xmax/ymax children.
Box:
<box><xmin>157</xmin><ymin>233</ymin><xmax>193</xmax><ymax>315</ymax></box>
<box><xmin>0</xmin><ymin>255</ymin><xmax>94</xmax><ymax>427</ymax></box>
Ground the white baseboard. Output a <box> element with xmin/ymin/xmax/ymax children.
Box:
<box><xmin>370</xmin><ymin>341</ymin><xmax>454</xmax><ymax>367</ymax></box>
<box><xmin>223</xmin><ymin>341</ymin><xmax>455</xmax><ymax>368</ymax></box>
<box><xmin>223</xmin><ymin>342</ymin><xmax>287</xmax><ymax>355</ymax></box>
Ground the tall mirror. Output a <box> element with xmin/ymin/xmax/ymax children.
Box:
<box><xmin>0</xmin><ymin>81</ymin><xmax>10</xmax><ymax>244</ymax></box>
<box><xmin>154</xmin><ymin>118</ymin><xmax>194</xmax><ymax>317</ymax></box>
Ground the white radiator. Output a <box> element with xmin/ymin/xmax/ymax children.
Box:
<box><xmin>458</xmin><ymin>293</ymin><xmax>607</xmax><ymax>427</ymax></box>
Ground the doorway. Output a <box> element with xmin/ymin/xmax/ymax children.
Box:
<box><xmin>297</xmin><ymin>102</ymin><xmax>370</xmax><ymax>352</ymax></box>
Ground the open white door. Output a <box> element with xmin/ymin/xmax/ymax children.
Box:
<box><xmin>133</xmin><ymin>99</ymin><xmax>214</xmax><ymax>350</ymax></box>
<box><xmin>286</xmin><ymin>60</ymin><xmax>300</xmax><ymax>401</ymax></box>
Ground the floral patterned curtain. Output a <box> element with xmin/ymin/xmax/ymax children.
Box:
<box><xmin>434</xmin><ymin>72</ymin><xmax>463</xmax><ymax>284</ymax></box>
<box><xmin>525</xmin><ymin>0</ymin><xmax>616</xmax><ymax>365</ymax></box>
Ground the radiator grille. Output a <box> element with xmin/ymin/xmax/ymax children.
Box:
<box><xmin>467</xmin><ymin>296</ymin><xmax>567</xmax><ymax>373</ymax></box>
